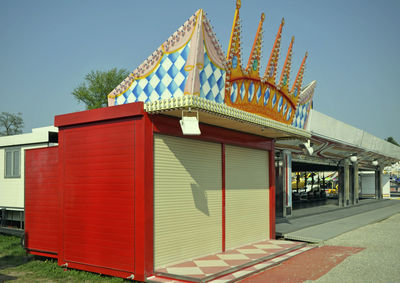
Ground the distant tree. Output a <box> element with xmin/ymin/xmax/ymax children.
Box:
<box><xmin>72</xmin><ymin>68</ymin><xmax>129</xmax><ymax>109</ymax></box>
<box><xmin>0</xmin><ymin>112</ymin><xmax>24</xmax><ymax>136</ymax></box>
<box><xmin>385</xmin><ymin>137</ymin><xmax>400</xmax><ymax>147</ymax></box>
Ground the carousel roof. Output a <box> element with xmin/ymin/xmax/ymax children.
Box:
<box><xmin>107</xmin><ymin>1</ymin><xmax>314</xmax><ymax>139</ymax></box>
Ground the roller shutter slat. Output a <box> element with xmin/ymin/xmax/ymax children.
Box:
<box><xmin>225</xmin><ymin>145</ymin><xmax>269</xmax><ymax>250</ymax></box>
<box><xmin>154</xmin><ymin>134</ymin><xmax>222</xmax><ymax>267</ymax></box>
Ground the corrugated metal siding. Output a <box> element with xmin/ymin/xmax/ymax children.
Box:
<box><xmin>25</xmin><ymin>147</ymin><xmax>58</xmax><ymax>254</ymax></box>
<box><xmin>62</xmin><ymin>120</ymin><xmax>135</xmax><ymax>272</ymax></box>
<box><xmin>154</xmin><ymin>134</ymin><xmax>222</xmax><ymax>267</ymax></box>
<box><xmin>225</xmin><ymin>145</ymin><xmax>269</xmax><ymax>249</ymax></box>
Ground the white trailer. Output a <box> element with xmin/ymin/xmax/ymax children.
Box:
<box><xmin>0</xmin><ymin>126</ymin><xmax>58</xmax><ymax>230</ymax></box>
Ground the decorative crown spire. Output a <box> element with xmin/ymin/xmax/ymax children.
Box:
<box><xmin>224</xmin><ymin>1</ymin><xmax>310</xmax><ymax>125</ymax></box>
<box><xmin>227</xmin><ymin>0</ymin><xmax>243</xmax><ymax>74</ymax></box>
<box><xmin>291</xmin><ymin>52</ymin><xmax>308</xmax><ymax>97</ymax></box>
<box><xmin>263</xmin><ymin>18</ymin><xmax>284</xmax><ymax>83</ymax></box>
<box><xmin>245</xmin><ymin>13</ymin><xmax>265</xmax><ymax>77</ymax></box>
<box><xmin>279</xmin><ymin>36</ymin><xmax>294</xmax><ymax>91</ymax></box>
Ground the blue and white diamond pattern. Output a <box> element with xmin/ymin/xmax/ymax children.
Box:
<box><xmin>248</xmin><ymin>82</ymin><xmax>255</xmax><ymax>101</ymax></box>
<box><xmin>277</xmin><ymin>96</ymin><xmax>283</xmax><ymax>112</ymax></box>
<box><xmin>116</xmin><ymin>42</ymin><xmax>190</xmax><ymax>105</ymax></box>
<box><xmin>282</xmin><ymin>102</ymin><xmax>287</xmax><ymax>116</ymax></box>
<box><xmin>230</xmin><ymin>82</ymin><xmax>238</xmax><ymax>103</ymax></box>
<box><xmin>240</xmin><ymin>82</ymin><xmax>245</xmax><ymax>100</ymax></box>
<box><xmin>199</xmin><ymin>50</ymin><xmax>225</xmax><ymax>103</ymax></box>
<box><xmin>286</xmin><ymin>107</ymin><xmax>292</xmax><ymax>121</ymax></box>
<box><xmin>256</xmin><ymin>86</ymin><xmax>262</xmax><ymax>102</ymax></box>
<box><xmin>272</xmin><ymin>92</ymin><xmax>277</xmax><ymax>108</ymax></box>
<box><xmin>264</xmin><ymin>88</ymin><xmax>270</xmax><ymax>105</ymax></box>
<box><xmin>292</xmin><ymin>101</ymin><xmax>310</xmax><ymax>128</ymax></box>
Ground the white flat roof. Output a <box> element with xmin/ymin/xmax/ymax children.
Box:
<box><xmin>0</xmin><ymin>126</ymin><xmax>58</xmax><ymax>147</ymax></box>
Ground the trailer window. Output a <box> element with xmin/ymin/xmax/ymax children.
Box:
<box><xmin>5</xmin><ymin>148</ymin><xmax>20</xmax><ymax>178</ymax></box>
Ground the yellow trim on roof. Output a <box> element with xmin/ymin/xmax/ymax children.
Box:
<box><xmin>144</xmin><ymin>95</ymin><xmax>311</xmax><ymax>139</ymax></box>
<box><xmin>161</xmin><ymin>10</ymin><xmax>200</xmax><ymax>55</ymax></box>
<box><xmin>135</xmin><ymin>53</ymin><xmax>165</xmax><ymax>80</ymax></box>
<box><xmin>202</xmin><ymin>23</ymin><xmax>226</xmax><ymax>71</ymax></box>
<box><xmin>226</xmin><ymin>7</ymin><xmax>239</xmax><ymax>60</ymax></box>
<box><xmin>110</xmin><ymin>11</ymin><xmax>201</xmax><ymax>100</ymax></box>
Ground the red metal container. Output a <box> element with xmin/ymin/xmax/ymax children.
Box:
<box><xmin>24</xmin><ymin>102</ymin><xmax>275</xmax><ymax>281</ymax></box>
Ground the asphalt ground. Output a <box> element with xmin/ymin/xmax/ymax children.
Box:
<box><xmin>241</xmin><ymin>211</ymin><xmax>400</xmax><ymax>282</ymax></box>
<box><xmin>283</xmin><ymin>201</ymin><xmax>400</xmax><ymax>242</ymax></box>
<box><xmin>311</xmin><ymin>212</ymin><xmax>400</xmax><ymax>283</ymax></box>
<box><xmin>276</xmin><ymin>199</ymin><xmax>400</xmax><ymax>242</ymax></box>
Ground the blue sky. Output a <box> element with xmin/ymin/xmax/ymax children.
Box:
<box><xmin>1</xmin><ymin>0</ymin><xmax>399</xmax><ymax>142</ymax></box>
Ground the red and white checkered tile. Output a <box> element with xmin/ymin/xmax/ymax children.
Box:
<box><xmin>147</xmin><ymin>276</ymin><xmax>187</xmax><ymax>283</ymax></box>
<box><xmin>208</xmin><ymin>246</ymin><xmax>314</xmax><ymax>283</ymax></box>
<box><xmin>148</xmin><ymin>239</ymin><xmax>313</xmax><ymax>283</ymax></box>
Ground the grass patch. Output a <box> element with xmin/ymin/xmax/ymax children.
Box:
<box><xmin>0</xmin><ymin>233</ymin><xmax>27</xmax><ymax>267</ymax></box>
<box><xmin>0</xmin><ymin>234</ymin><xmax>127</xmax><ymax>282</ymax></box>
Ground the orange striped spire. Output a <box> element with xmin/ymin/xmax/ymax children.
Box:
<box><xmin>245</xmin><ymin>13</ymin><xmax>265</xmax><ymax>77</ymax></box>
<box><xmin>291</xmin><ymin>52</ymin><xmax>308</xmax><ymax>97</ymax></box>
<box><xmin>263</xmin><ymin>18</ymin><xmax>284</xmax><ymax>83</ymax></box>
<box><xmin>279</xmin><ymin>36</ymin><xmax>294</xmax><ymax>92</ymax></box>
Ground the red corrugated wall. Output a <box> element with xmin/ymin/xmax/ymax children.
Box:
<box><xmin>54</xmin><ymin>102</ymin><xmax>154</xmax><ymax>281</ymax></box>
<box><xmin>61</xmin><ymin>120</ymin><xmax>136</xmax><ymax>273</ymax></box>
<box><xmin>25</xmin><ymin>146</ymin><xmax>59</xmax><ymax>258</ymax></box>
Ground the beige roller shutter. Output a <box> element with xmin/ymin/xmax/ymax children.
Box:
<box><xmin>154</xmin><ymin>134</ymin><xmax>222</xmax><ymax>267</ymax></box>
<box><xmin>225</xmin><ymin>145</ymin><xmax>269</xmax><ymax>250</ymax></box>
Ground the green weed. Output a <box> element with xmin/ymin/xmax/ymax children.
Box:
<box><xmin>0</xmin><ymin>234</ymin><xmax>126</xmax><ymax>282</ymax></box>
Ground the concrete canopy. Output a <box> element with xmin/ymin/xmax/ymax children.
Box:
<box><xmin>276</xmin><ymin>110</ymin><xmax>400</xmax><ymax>170</ymax></box>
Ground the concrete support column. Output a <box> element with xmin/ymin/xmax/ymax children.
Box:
<box><xmin>349</xmin><ymin>164</ymin><xmax>354</xmax><ymax>204</ymax></box>
<box><xmin>275</xmin><ymin>151</ymin><xmax>293</xmax><ymax>218</ymax></box>
<box><xmin>338</xmin><ymin>160</ymin><xmax>350</xmax><ymax>207</ymax></box>
<box><xmin>338</xmin><ymin>166</ymin><xmax>344</xmax><ymax>206</ymax></box>
<box><xmin>375</xmin><ymin>167</ymin><xmax>382</xmax><ymax>200</ymax></box>
<box><xmin>275</xmin><ymin>152</ymin><xmax>285</xmax><ymax>218</ymax></box>
<box><xmin>349</xmin><ymin>162</ymin><xmax>359</xmax><ymax>205</ymax></box>
<box><xmin>283</xmin><ymin>151</ymin><xmax>292</xmax><ymax>216</ymax></box>
<box><xmin>353</xmin><ymin>163</ymin><xmax>359</xmax><ymax>204</ymax></box>
<box><xmin>344</xmin><ymin>160</ymin><xmax>350</xmax><ymax>206</ymax></box>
